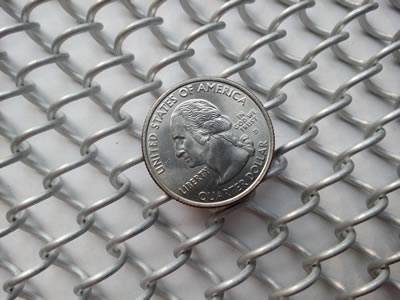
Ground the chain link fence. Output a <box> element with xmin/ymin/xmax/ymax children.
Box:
<box><xmin>0</xmin><ymin>0</ymin><xmax>399</xmax><ymax>299</ymax></box>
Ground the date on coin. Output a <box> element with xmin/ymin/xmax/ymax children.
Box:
<box><xmin>142</xmin><ymin>78</ymin><xmax>274</xmax><ymax>208</ymax></box>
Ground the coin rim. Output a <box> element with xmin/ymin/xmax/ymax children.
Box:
<box><xmin>142</xmin><ymin>77</ymin><xmax>275</xmax><ymax>208</ymax></box>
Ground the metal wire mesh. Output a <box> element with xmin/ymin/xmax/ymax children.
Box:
<box><xmin>0</xmin><ymin>0</ymin><xmax>399</xmax><ymax>299</ymax></box>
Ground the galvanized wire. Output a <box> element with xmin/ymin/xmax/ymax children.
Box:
<box><xmin>0</xmin><ymin>0</ymin><xmax>399</xmax><ymax>299</ymax></box>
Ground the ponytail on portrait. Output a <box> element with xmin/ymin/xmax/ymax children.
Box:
<box><xmin>238</xmin><ymin>134</ymin><xmax>255</xmax><ymax>155</ymax></box>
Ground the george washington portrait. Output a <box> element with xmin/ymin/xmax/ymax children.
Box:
<box><xmin>170</xmin><ymin>99</ymin><xmax>255</xmax><ymax>185</ymax></box>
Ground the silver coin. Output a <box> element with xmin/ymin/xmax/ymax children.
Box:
<box><xmin>142</xmin><ymin>77</ymin><xmax>274</xmax><ymax>208</ymax></box>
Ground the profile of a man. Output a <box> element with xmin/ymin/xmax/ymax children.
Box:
<box><xmin>170</xmin><ymin>99</ymin><xmax>255</xmax><ymax>185</ymax></box>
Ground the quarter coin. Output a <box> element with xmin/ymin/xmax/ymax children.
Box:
<box><xmin>142</xmin><ymin>77</ymin><xmax>274</xmax><ymax>208</ymax></box>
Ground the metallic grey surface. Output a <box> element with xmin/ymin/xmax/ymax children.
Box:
<box><xmin>143</xmin><ymin>78</ymin><xmax>274</xmax><ymax>207</ymax></box>
<box><xmin>0</xmin><ymin>0</ymin><xmax>398</xmax><ymax>300</ymax></box>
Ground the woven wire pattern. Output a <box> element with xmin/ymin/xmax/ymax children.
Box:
<box><xmin>0</xmin><ymin>0</ymin><xmax>399</xmax><ymax>299</ymax></box>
